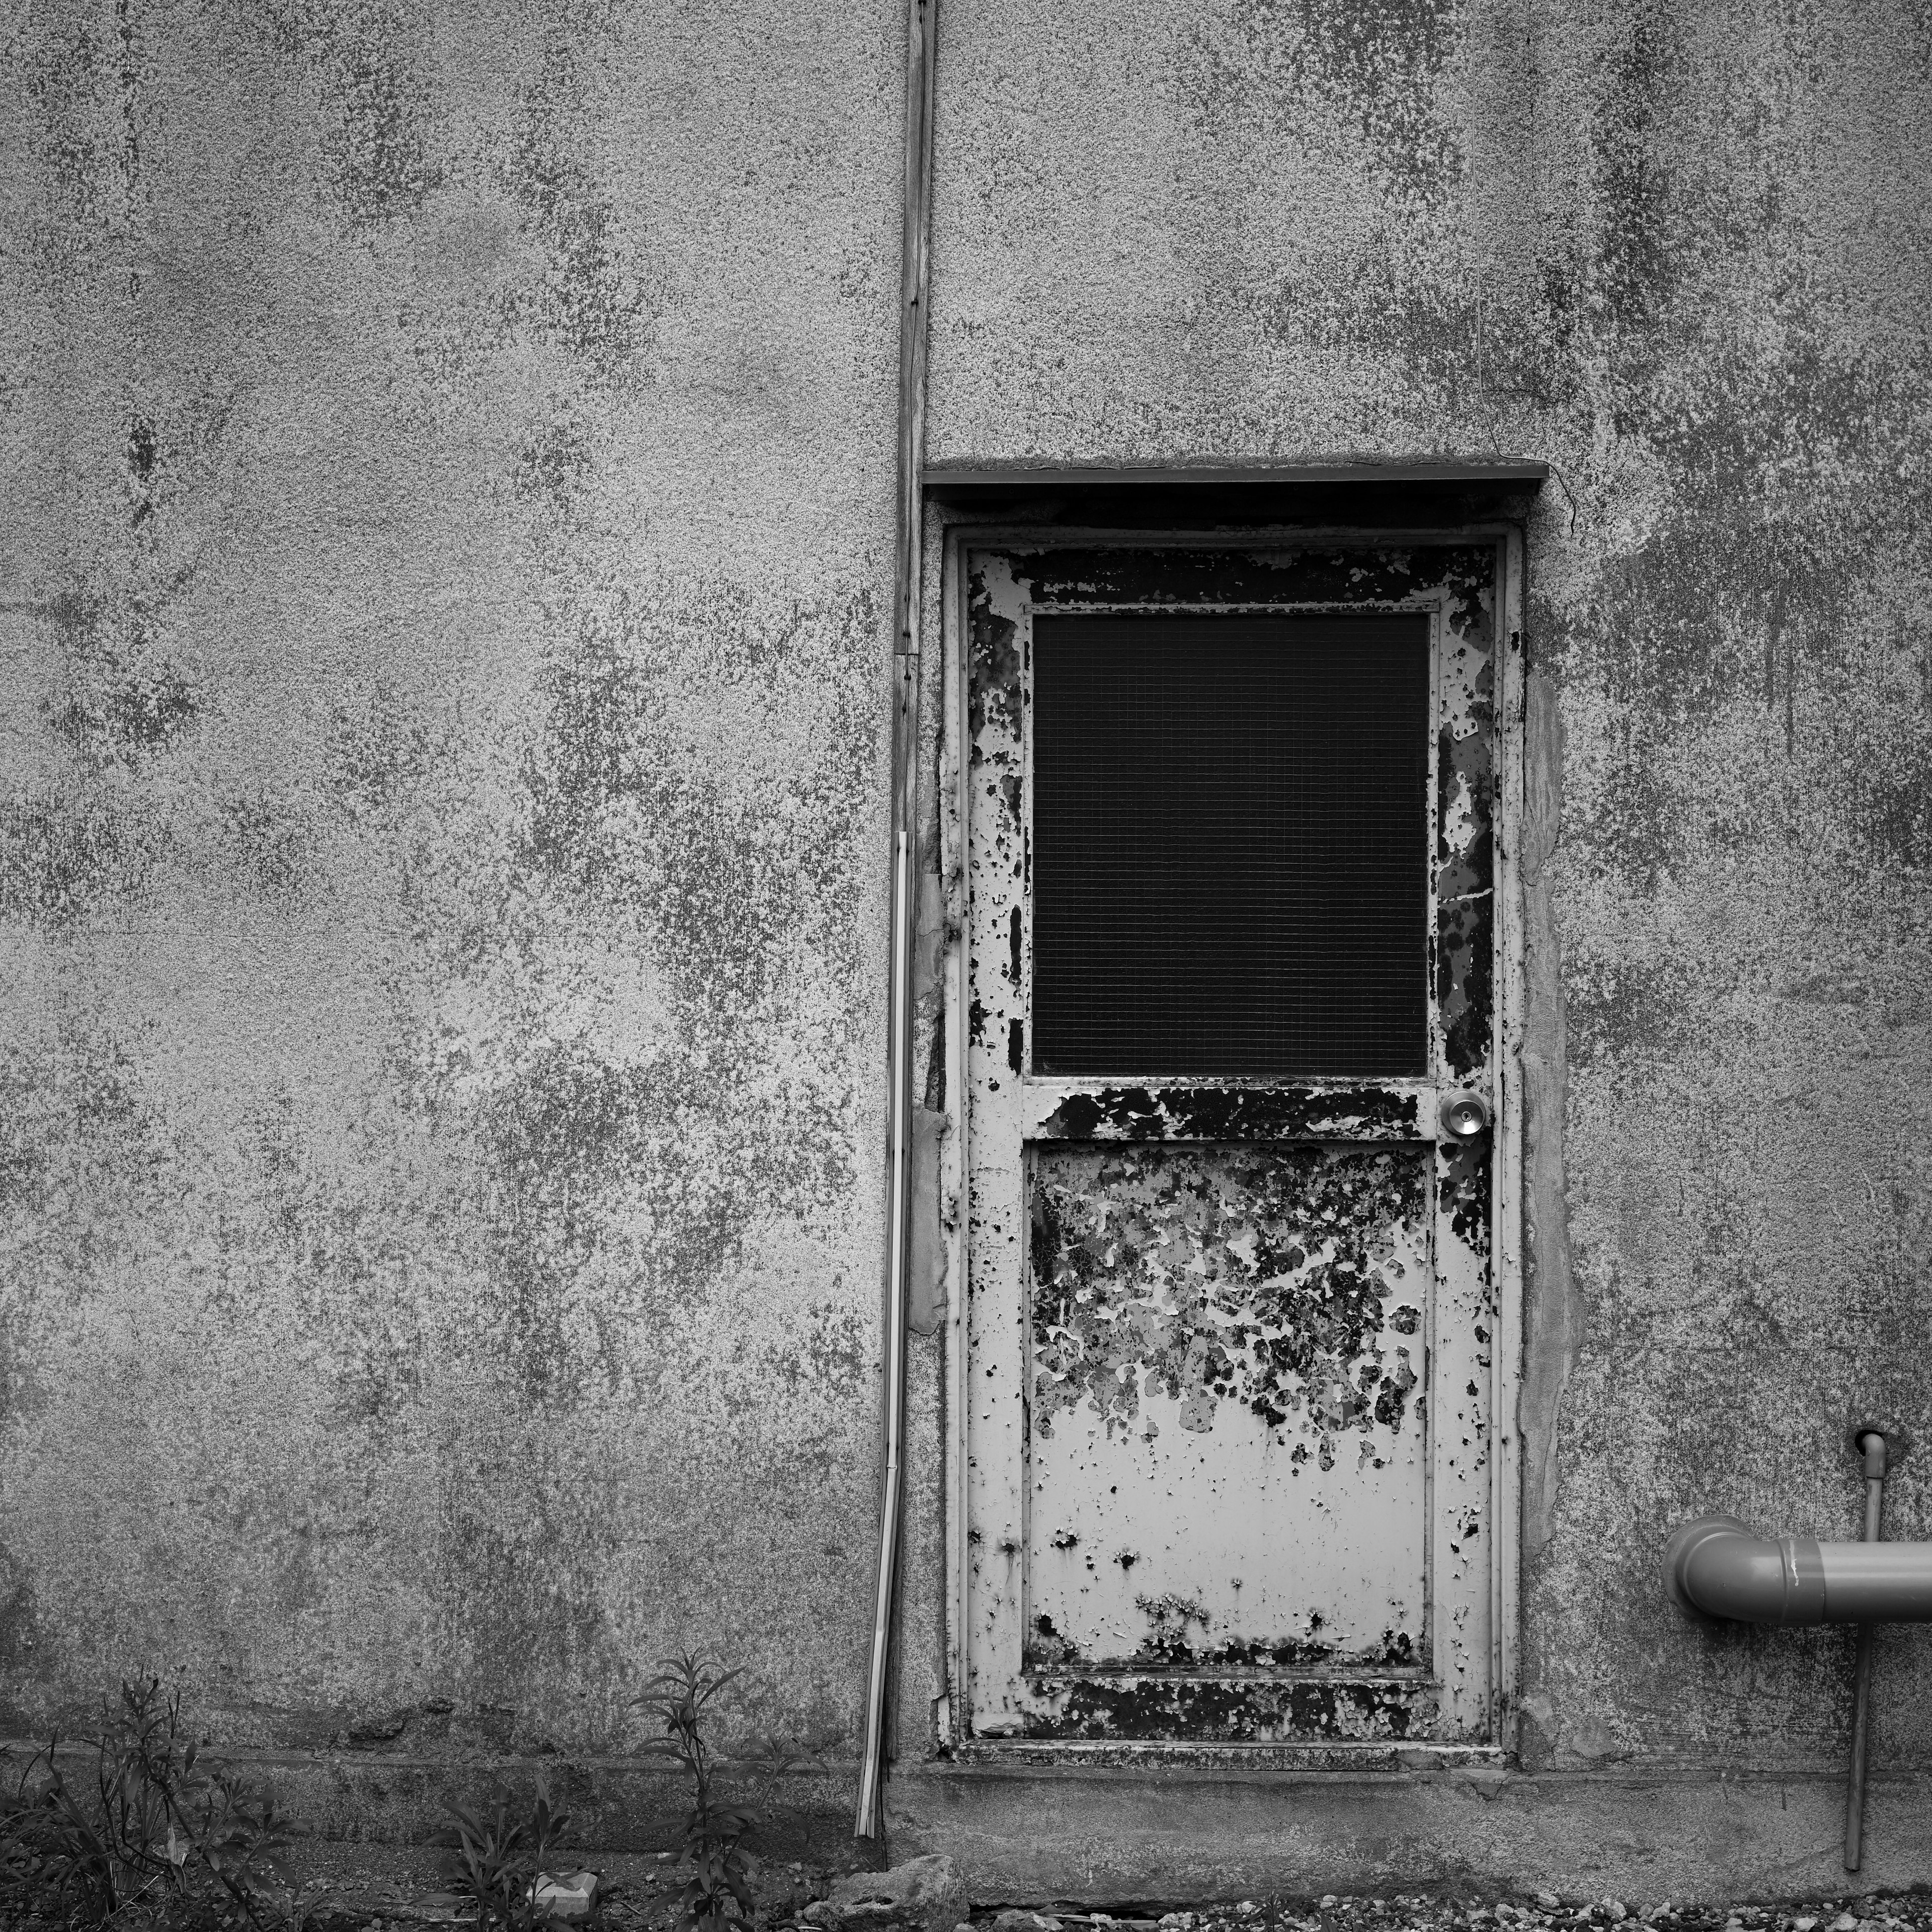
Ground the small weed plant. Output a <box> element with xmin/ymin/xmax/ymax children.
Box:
<box><xmin>0</xmin><ymin>1677</ymin><xmax>293</xmax><ymax>1930</ymax></box>
<box><xmin>639</xmin><ymin>1653</ymin><xmax>763</xmax><ymax>1932</ymax></box>
<box><xmin>438</xmin><ymin>1785</ymin><xmax>572</xmax><ymax>1932</ymax></box>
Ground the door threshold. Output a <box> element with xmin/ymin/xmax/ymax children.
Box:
<box><xmin>940</xmin><ymin>1740</ymin><xmax>1512</xmax><ymax>1773</ymax></box>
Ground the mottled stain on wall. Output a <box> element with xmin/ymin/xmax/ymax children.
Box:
<box><xmin>501</xmin><ymin>18</ymin><xmax>656</xmax><ymax>386</ymax></box>
<box><xmin>254</xmin><ymin>0</ymin><xmax>444</xmax><ymax>230</ymax></box>
<box><xmin>1193</xmin><ymin>0</ymin><xmax>1463</xmax><ymax>205</ymax></box>
<box><xmin>1030</xmin><ymin>1144</ymin><xmax>1426</xmax><ymax>1461</ymax></box>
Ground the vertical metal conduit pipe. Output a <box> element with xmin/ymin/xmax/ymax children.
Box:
<box><xmin>1844</xmin><ymin>1430</ymin><xmax>1889</xmax><ymax>1872</ymax></box>
<box><xmin>855</xmin><ymin>0</ymin><xmax>939</xmax><ymax>1845</ymax></box>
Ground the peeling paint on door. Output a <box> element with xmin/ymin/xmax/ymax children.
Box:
<box><xmin>1024</xmin><ymin>1142</ymin><xmax>1433</xmax><ymax>1729</ymax></box>
<box><xmin>956</xmin><ymin>541</ymin><xmax>1507</xmax><ymax>1747</ymax></box>
<box><xmin>1028</xmin><ymin>1143</ymin><xmax>1426</xmax><ymax>1453</ymax></box>
<box><xmin>1021</xmin><ymin>1666</ymin><xmax>1438</xmax><ymax>1744</ymax></box>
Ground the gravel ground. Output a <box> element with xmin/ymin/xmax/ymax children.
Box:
<box><xmin>8</xmin><ymin>1880</ymin><xmax>1926</xmax><ymax>1932</ymax></box>
<box><xmin>341</xmin><ymin>1888</ymin><xmax>1932</xmax><ymax>1932</ymax></box>
<box><xmin>1115</xmin><ymin>1900</ymin><xmax>1932</xmax><ymax>1932</ymax></box>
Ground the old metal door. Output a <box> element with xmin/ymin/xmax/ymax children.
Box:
<box><xmin>955</xmin><ymin>540</ymin><xmax>1508</xmax><ymax>1749</ymax></box>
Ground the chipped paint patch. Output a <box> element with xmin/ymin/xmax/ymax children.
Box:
<box><xmin>1022</xmin><ymin>1669</ymin><xmax>1435</xmax><ymax>1744</ymax></box>
<box><xmin>1029</xmin><ymin>1596</ymin><xmax>1419</xmax><ymax>1674</ymax></box>
<box><xmin>1029</xmin><ymin>1143</ymin><xmax>1427</xmax><ymax>1458</ymax></box>
<box><xmin>1036</xmin><ymin>1084</ymin><xmax>1422</xmax><ymax>1142</ymax></box>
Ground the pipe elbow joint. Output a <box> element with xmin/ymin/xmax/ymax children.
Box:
<box><xmin>1667</xmin><ymin>1514</ymin><xmax>1932</xmax><ymax>1625</ymax></box>
<box><xmin>1666</xmin><ymin>1515</ymin><xmax>1825</xmax><ymax>1626</ymax></box>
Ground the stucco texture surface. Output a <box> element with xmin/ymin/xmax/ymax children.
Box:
<box><xmin>0</xmin><ymin>0</ymin><xmax>902</xmax><ymax>1766</ymax></box>
<box><xmin>7</xmin><ymin>0</ymin><xmax>1932</xmax><ymax>1864</ymax></box>
<box><xmin>923</xmin><ymin>0</ymin><xmax>1932</xmax><ymax>1777</ymax></box>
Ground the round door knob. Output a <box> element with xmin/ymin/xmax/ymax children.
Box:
<box><xmin>1440</xmin><ymin>1093</ymin><xmax>1492</xmax><ymax>1142</ymax></box>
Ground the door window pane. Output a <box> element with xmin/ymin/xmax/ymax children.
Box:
<box><xmin>1031</xmin><ymin>613</ymin><xmax>1429</xmax><ymax>1077</ymax></box>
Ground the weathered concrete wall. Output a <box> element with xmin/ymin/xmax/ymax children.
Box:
<box><xmin>894</xmin><ymin>1764</ymin><xmax>1932</xmax><ymax>1905</ymax></box>
<box><xmin>0</xmin><ymin>0</ymin><xmax>902</xmax><ymax>1812</ymax></box>
<box><xmin>902</xmin><ymin>0</ymin><xmax>1932</xmax><ymax>1892</ymax></box>
<box><xmin>6</xmin><ymin>0</ymin><xmax>1932</xmax><ymax>1896</ymax></box>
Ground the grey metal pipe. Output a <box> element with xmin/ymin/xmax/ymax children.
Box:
<box><xmin>1844</xmin><ymin>1429</ymin><xmax>1888</xmax><ymax>1872</ymax></box>
<box><xmin>855</xmin><ymin>812</ymin><xmax>914</xmax><ymax>1844</ymax></box>
<box><xmin>1667</xmin><ymin>1435</ymin><xmax>1919</xmax><ymax>1874</ymax></box>
<box><xmin>855</xmin><ymin>0</ymin><xmax>939</xmax><ymax>1847</ymax></box>
<box><xmin>1665</xmin><ymin>1511</ymin><xmax>1932</xmax><ymax>1625</ymax></box>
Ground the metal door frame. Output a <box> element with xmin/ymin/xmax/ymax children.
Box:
<box><xmin>935</xmin><ymin>524</ymin><xmax>1527</xmax><ymax>1766</ymax></box>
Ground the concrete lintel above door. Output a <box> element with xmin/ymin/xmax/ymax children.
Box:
<box><xmin>923</xmin><ymin>459</ymin><xmax>1548</xmax><ymax>531</ymax></box>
